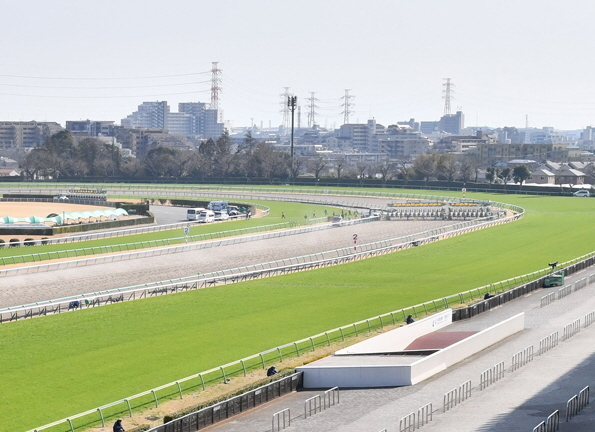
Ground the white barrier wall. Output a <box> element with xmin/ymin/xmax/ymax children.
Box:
<box><xmin>298</xmin><ymin>312</ymin><xmax>525</xmax><ymax>388</ymax></box>
<box><xmin>335</xmin><ymin>309</ymin><xmax>452</xmax><ymax>355</ymax></box>
<box><xmin>409</xmin><ymin>313</ymin><xmax>525</xmax><ymax>384</ymax></box>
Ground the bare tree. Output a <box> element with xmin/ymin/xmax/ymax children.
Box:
<box><xmin>335</xmin><ymin>157</ymin><xmax>346</xmax><ymax>179</ymax></box>
<box><xmin>307</xmin><ymin>155</ymin><xmax>327</xmax><ymax>180</ymax></box>
<box><xmin>437</xmin><ymin>154</ymin><xmax>458</xmax><ymax>181</ymax></box>
<box><xmin>413</xmin><ymin>153</ymin><xmax>438</xmax><ymax>183</ymax></box>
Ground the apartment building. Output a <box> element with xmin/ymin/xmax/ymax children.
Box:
<box><xmin>0</xmin><ymin>121</ymin><xmax>62</xmax><ymax>148</ymax></box>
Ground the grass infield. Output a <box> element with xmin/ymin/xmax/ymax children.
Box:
<box><xmin>0</xmin><ymin>191</ymin><xmax>594</xmax><ymax>432</ymax></box>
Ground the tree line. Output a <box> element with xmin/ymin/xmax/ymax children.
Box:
<box><xmin>20</xmin><ymin>130</ymin><xmax>532</xmax><ymax>185</ymax></box>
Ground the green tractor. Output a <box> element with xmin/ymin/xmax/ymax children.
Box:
<box><xmin>543</xmin><ymin>270</ymin><xmax>565</xmax><ymax>287</ymax></box>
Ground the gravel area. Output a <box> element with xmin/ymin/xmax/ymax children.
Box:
<box><xmin>0</xmin><ymin>219</ymin><xmax>455</xmax><ymax>308</ymax></box>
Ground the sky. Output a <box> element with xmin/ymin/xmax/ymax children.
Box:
<box><xmin>1</xmin><ymin>0</ymin><xmax>595</xmax><ymax>131</ymax></box>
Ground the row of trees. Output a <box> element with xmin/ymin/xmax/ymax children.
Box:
<box><xmin>20</xmin><ymin>130</ymin><xmax>532</xmax><ymax>185</ymax></box>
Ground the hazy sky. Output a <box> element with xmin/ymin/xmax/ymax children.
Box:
<box><xmin>1</xmin><ymin>0</ymin><xmax>594</xmax><ymax>131</ymax></box>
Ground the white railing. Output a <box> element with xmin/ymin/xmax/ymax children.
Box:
<box><xmin>511</xmin><ymin>346</ymin><xmax>534</xmax><ymax>372</ymax></box>
<box><xmin>479</xmin><ymin>362</ymin><xmax>504</xmax><ymax>390</ymax></box>
<box><xmin>563</xmin><ymin>319</ymin><xmax>581</xmax><ymax>341</ymax></box>
<box><xmin>538</xmin><ymin>332</ymin><xmax>559</xmax><ymax>355</ymax></box>
<box><xmin>540</xmin><ymin>292</ymin><xmax>556</xmax><ymax>308</ymax></box>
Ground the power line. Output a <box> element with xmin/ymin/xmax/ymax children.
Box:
<box><xmin>0</xmin><ymin>90</ymin><xmax>210</xmax><ymax>99</ymax></box>
<box><xmin>0</xmin><ymin>80</ymin><xmax>212</xmax><ymax>90</ymax></box>
<box><xmin>0</xmin><ymin>71</ymin><xmax>211</xmax><ymax>80</ymax></box>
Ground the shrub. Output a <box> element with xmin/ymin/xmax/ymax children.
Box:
<box><xmin>9</xmin><ymin>238</ymin><xmax>20</xmax><ymax>247</ymax></box>
<box><xmin>41</xmin><ymin>237</ymin><xmax>49</xmax><ymax>245</ymax></box>
<box><xmin>24</xmin><ymin>238</ymin><xmax>36</xmax><ymax>246</ymax></box>
<box><xmin>0</xmin><ymin>239</ymin><xmax>4</xmax><ymax>248</ymax></box>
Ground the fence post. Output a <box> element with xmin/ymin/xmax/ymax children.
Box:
<box><xmin>97</xmin><ymin>408</ymin><xmax>105</xmax><ymax>427</ymax></box>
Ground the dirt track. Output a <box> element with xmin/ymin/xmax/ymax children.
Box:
<box><xmin>0</xmin><ymin>219</ymin><xmax>453</xmax><ymax>308</ymax></box>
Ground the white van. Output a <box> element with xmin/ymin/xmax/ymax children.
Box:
<box><xmin>197</xmin><ymin>210</ymin><xmax>215</xmax><ymax>223</ymax></box>
<box><xmin>208</xmin><ymin>201</ymin><xmax>229</xmax><ymax>211</ymax></box>
<box><xmin>187</xmin><ymin>207</ymin><xmax>206</xmax><ymax>221</ymax></box>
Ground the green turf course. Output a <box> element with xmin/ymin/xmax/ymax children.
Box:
<box><xmin>0</xmin><ymin>191</ymin><xmax>594</xmax><ymax>432</ymax></box>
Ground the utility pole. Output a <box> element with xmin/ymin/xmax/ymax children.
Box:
<box><xmin>288</xmin><ymin>95</ymin><xmax>297</xmax><ymax>167</ymax></box>
<box><xmin>341</xmin><ymin>89</ymin><xmax>355</xmax><ymax>124</ymax></box>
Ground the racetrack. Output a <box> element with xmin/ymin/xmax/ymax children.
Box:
<box><xmin>0</xmin><ymin>217</ymin><xmax>454</xmax><ymax>308</ymax></box>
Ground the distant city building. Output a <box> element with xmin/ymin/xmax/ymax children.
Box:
<box><xmin>434</xmin><ymin>131</ymin><xmax>494</xmax><ymax>154</ymax></box>
<box><xmin>439</xmin><ymin>111</ymin><xmax>464</xmax><ymax>134</ymax></box>
<box><xmin>0</xmin><ymin>121</ymin><xmax>62</xmax><ymax>148</ymax></box>
<box><xmin>121</xmin><ymin>101</ymin><xmax>224</xmax><ymax>140</ymax></box>
<box><xmin>472</xmin><ymin>143</ymin><xmax>566</xmax><ymax>165</ymax></box>
<box><xmin>116</xmin><ymin>128</ymin><xmax>192</xmax><ymax>158</ymax></box>
<box><xmin>65</xmin><ymin>120</ymin><xmax>116</xmax><ymax>137</ymax></box>
<box><xmin>420</xmin><ymin>111</ymin><xmax>464</xmax><ymax>135</ymax></box>
<box><xmin>373</xmin><ymin>125</ymin><xmax>431</xmax><ymax>158</ymax></box>
<box><xmin>121</xmin><ymin>101</ymin><xmax>169</xmax><ymax>130</ymax></box>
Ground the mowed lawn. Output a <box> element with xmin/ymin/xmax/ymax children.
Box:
<box><xmin>0</xmin><ymin>192</ymin><xmax>594</xmax><ymax>432</ymax></box>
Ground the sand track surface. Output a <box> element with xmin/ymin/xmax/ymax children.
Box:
<box><xmin>0</xmin><ymin>219</ymin><xmax>453</xmax><ymax>308</ymax></box>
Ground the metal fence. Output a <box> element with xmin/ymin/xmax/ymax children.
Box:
<box><xmin>151</xmin><ymin>373</ymin><xmax>301</xmax><ymax>432</ymax></box>
<box><xmin>566</xmin><ymin>386</ymin><xmax>589</xmax><ymax>422</ymax></box>
<box><xmin>479</xmin><ymin>362</ymin><xmax>504</xmax><ymax>390</ymax></box>
<box><xmin>562</xmin><ymin>319</ymin><xmax>581</xmax><ymax>341</ymax></box>
<box><xmin>540</xmin><ymin>292</ymin><xmax>556</xmax><ymax>308</ymax></box>
<box><xmin>511</xmin><ymin>346</ymin><xmax>534</xmax><ymax>372</ymax></box>
<box><xmin>538</xmin><ymin>332</ymin><xmax>559</xmax><ymax>355</ymax></box>
<box><xmin>272</xmin><ymin>408</ymin><xmax>290</xmax><ymax>432</ymax></box>
<box><xmin>574</xmin><ymin>277</ymin><xmax>588</xmax><ymax>292</ymax></box>
<box><xmin>557</xmin><ymin>285</ymin><xmax>572</xmax><ymax>300</ymax></box>
<box><xmin>442</xmin><ymin>380</ymin><xmax>471</xmax><ymax>413</ymax></box>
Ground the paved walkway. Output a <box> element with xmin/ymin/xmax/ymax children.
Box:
<box><xmin>204</xmin><ymin>267</ymin><xmax>595</xmax><ymax>432</ymax></box>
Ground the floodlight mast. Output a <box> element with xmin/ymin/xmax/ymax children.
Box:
<box><xmin>288</xmin><ymin>95</ymin><xmax>297</xmax><ymax>169</ymax></box>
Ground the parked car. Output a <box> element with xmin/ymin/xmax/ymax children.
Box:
<box><xmin>331</xmin><ymin>215</ymin><xmax>343</xmax><ymax>226</ymax></box>
<box><xmin>573</xmin><ymin>190</ymin><xmax>590</xmax><ymax>197</ymax></box>
<box><xmin>197</xmin><ymin>210</ymin><xmax>215</xmax><ymax>223</ymax></box>
<box><xmin>214</xmin><ymin>211</ymin><xmax>229</xmax><ymax>221</ymax></box>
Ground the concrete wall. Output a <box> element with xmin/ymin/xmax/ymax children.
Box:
<box><xmin>410</xmin><ymin>313</ymin><xmax>525</xmax><ymax>384</ymax></box>
<box><xmin>299</xmin><ymin>313</ymin><xmax>525</xmax><ymax>388</ymax></box>
<box><xmin>300</xmin><ymin>365</ymin><xmax>414</xmax><ymax>389</ymax></box>
<box><xmin>335</xmin><ymin>309</ymin><xmax>452</xmax><ymax>355</ymax></box>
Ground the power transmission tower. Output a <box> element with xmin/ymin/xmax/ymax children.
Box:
<box><xmin>280</xmin><ymin>87</ymin><xmax>291</xmax><ymax>131</ymax></box>
<box><xmin>306</xmin><ymin>92</ymin><xmax>319</xmax><ymax>128</ymax></box>
<box><xmin>210</xmin><ymin>62</ymin><xmax>222</xmax><ymax>112</ymax></box>
<box><xmin>442</xmin><ymin>78</ymin><xmax>454</xmax><ymax>116</ymax></box>
<box><xmin>341</xmin><ymin>89</ymin><xmax>355</xmax><ymax>124</ymax></box>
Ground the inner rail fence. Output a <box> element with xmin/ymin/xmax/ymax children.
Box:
<box><xmin>2</xmin><ymin>211</ymin><xmax>521</xmax><ymax>322</ymax></box>
<box><xmin>0</xmin><ymin>213</ymin><xmax>384</xmax><ymax>277</ymax></box>
<box><xmin>0</xmin><ymin>220</ymin><xmax>299</xmax><ymax>270</ymax></box>
<box><xmin>25</xmin><ymin>264</ymin><xmax>595</xmax><ymax>432</ymax></box>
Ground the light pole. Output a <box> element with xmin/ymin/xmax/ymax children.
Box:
<box><xmin>288</xmin><ymin>96</ymin><xmax>297</xmax><ymax>176</ymax></box>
